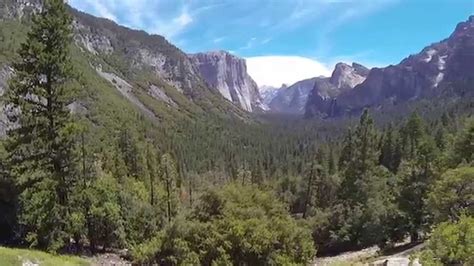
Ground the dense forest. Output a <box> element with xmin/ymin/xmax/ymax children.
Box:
<box><xmin>0</xmin><ymin>1</ymin><xmax>473</xmax><ymax>265</ymax></box>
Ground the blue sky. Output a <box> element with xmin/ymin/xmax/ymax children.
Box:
<box><xmin>69</xmin><ymin>0</ymin><xmax>474</xmax><ymax>87</ymax></box>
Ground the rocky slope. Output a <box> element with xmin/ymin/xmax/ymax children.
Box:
<box><xmin>71</xmin><ymin>8</ymin><xmax>213</xmax><ymax>101</ymax></box>
<box><xmin>266</xmin><ymin>62</ymin><xmax>368</xmax><ymax>115</ymax></box>
<box><xmin>305</xmin><ymin>62</ymin><xmax>369</xmax><ymax>117</ymax></box>
<box><xmin>260</xmin><ymin>85</ymin><xmax>283</xmax><ymax>106</ymax></box>
<box><xmin>268</xmin><ymin>78</ymin><xmax>317</xmax><ymax>114</ymax></box>
<box><xmin>0</xmin><ymin>66</ymin><xmax>13</xmax><ymax>135</ymax></box>
<box><xmin>306</xmin><ymin>15</ymin><xmax>474</xmax><ymax>117</ymax></box>
<box><xmin>189</xmin><ymin>51</ymin><xmax>263</xmax><ymax>112</ymax></box>
<box><xmin>0</xmin><ymin>0</ymin><xmax>249</xmax><ymax>129</ymax></box>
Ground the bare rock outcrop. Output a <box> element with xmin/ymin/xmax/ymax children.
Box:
<box><xmin>189</xmin><ymin>51</ymin><xmax>263</xmax><ymax>112</ymax></box>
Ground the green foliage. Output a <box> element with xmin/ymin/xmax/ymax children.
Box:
<box><xmin>0</xmin><ymin>0</ymin><xmax>473</xmax><ymax>260</ymax></box>
<box><xmin>379</xmin><ymin>124</ymin><xmax>402</xmax><ymax>173</ymax></box>
<box><xmin>418</xmin><ymin>216</ymin><xmax>474</xmax><ymax>266</ymax></box>
<box><xmin>0</xmin><ymin>21</ymin><xmax>28</xmax><ymax>63</ymax></box>
<box><xmin>119</xmin><ymin>177</ymin><xmax>163</xmax><ymax>246</ymax></box>
<box><xmin>398</xmin><ymin>115</ymin><xmax>439</xmax><ymax>242</ymax></box>
<box><xmin>133</xmin><ymin>184</ymin><xmax>315</xmax><ymax>265</ymax></box>
<box><xmin>4</xmin><ymin>0</ymin><xmax>79</xmax><ymax>251</ymax></box>
<box><xmin>340</xmin><ymin>110</ymin><xmax>380</xmax><ymax>205</ymax></box>
<box><xmin>427</xmin><ymin>166</ymin><xmax>474</xmax><ymax>223</ymax></box>
<box><xmin>86</xmin><ymin>171</ymin><xmax>125</xmax><ymax>250</ymax></box>
<box><xmin>450</xmin><ymin>118</ymin><xmax>474</xmax><ymax>166</ymax></box>
<box><xmin>161</xmin><ymin>153</ymin><xmax>180</xmax><ymax>223</ymax></box>
<box><xmin>0</xmin><ymin>246</ymin><xmax>89</xmax><ymax>266</ymax></box>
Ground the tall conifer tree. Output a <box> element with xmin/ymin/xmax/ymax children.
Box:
<box><xmin>5</xmin><ymin>0</ymin><xmax>77</xmax><ymax>251</ymax></box>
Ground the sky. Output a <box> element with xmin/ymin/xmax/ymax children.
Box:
<box><xmin>69</xmin><ymin>0</ymin><xmax>474</xmax><ymax>87</ymax></box>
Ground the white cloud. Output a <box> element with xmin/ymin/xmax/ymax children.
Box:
<box><xmin>212</xmin><ymin>37</ymin><xmax>225</xmax><ymax>43</ymax></box>
<box><xmin>150</xmin><ymin>8</ymin><xmax>194</xmax><ymax>39</ymax></box>
<box><xmin>70</xmin><ymin>0</ymin><xmax>195</xmax><ymax>41</ymax></box>
<box><xmin>240</xmin><ymin>37</ymin><xmax>257</xmax><ymax>50</ymax></box>
<box><xmin>246</xmin><ymin>56</ymin><xmax>331</xmax><ymax>87</ymax></box>
<box><xmin>70</xmin><ymin>0</ymin><xmax>117</xmax><ymax>21</ymax></box>
<box><xmin>174</xmin><ymin>10</ymin><xmax>193</xmax><ymax>27</ymax></box>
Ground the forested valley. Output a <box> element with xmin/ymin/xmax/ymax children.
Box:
<box><xmin>0</xmin><ymin>0</ymin><xmax>473</xmax><ymax>265</ymax></box>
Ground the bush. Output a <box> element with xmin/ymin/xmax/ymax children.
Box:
<box><xmin>418</xmin><ymin>216</ymin><xmax>474</xmax><ymax>265</ymax></box>
<box><xmin>132</xmin><ymin>183</ymin><xmax>315</xmax><ymax>265</ymax></box>
<box><xmin>427</xmin><ymin>166</ymin><xmax>474</xmax><ymax>223</ymax></box>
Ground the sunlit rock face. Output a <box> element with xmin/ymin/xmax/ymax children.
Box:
<box><xmin>189</xmin><ymin>51</ymin><xmax>263</xmax><ymax>112</ymax></box>
<box><xmin>306</xmin><ymin>16</ymin><xmax>474</xmax><ymax>118</ymax></box>
<box><xmin>301</xmin><ymin>63</ymin><xmax>369</xmax><ymax>117</ymax></box>
<box><xmin>268</xmin><ymin>78</ymin><xmax>317</xmax><ymax>115</ymax></box>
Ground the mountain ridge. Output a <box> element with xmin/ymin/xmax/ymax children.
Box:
<box><xmin>268</xmin><ymin>62</ymin><xmax>369</xmax><ymax>115</ymax></box>
<box><xmin>306</xmin><ymin>15</ymin><xmax>474</xmax><ymax>117</ymax></box>
<box><xmin>0</xmin><ymin>0</ymin><xmax>252</xmax><ymax>131</ymax></box>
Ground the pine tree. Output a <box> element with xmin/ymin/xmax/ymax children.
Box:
<box><xmin>118</xmin><ymin>127</ymin><xmax>142</xmax><ymax>178</ymax></box>
<box><xmin>379</xmin><ymin>124</ymin><xmax>401</xmax><ymax>173</ymax></box>
<box><xmin>397</xmin><ymin>114</ymin><xmax>439</xmax><ymax>242</ymax></box>
<box><xmin>401</xmin><ymin>112</ymin><xmax>425</xmax><ymax>159</ymax></box>
<box><xmin>145</xmin><ymin>142</ymin><xmax>158</xmax><ymax>206</ymax></box>
<box><xmin>4</xmin><ymin>0</ymin><xmax>77</xmax><ymax>251</ymax></box>
<box><xmin>451</xmin><ymin>118</ymin><xmax>474</xmax><ymax>166</ymax></box>
<box><xmin>340</xmin><ymin>110</ymin><xmax>379</xmax><ymax>204</ymax></box>
<box><xmin>338</xmin><ymin>128</ymin><xmax>354</xmax><ymax>170</ymax></box>
<box><xmin>161</xmin><ymin>153</ymin><xmax>178</xmax><ymax>223</ymax></box>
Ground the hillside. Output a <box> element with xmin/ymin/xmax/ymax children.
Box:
<box><xmin>0</xmin><ymin>1</ymin><xmax>472</xmax><ymax>265</ymax></box>
<box><xmin>0</xmin><ymin>0</ymin><xmax>252</xmax><ymax>138</ymax></box>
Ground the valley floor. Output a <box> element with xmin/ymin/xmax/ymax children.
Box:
<box><xmin>313</xmin><ymin>243</ymin><xmax>425</xmax><ymax>266</ymax></box>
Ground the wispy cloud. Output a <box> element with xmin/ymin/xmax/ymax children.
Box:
<box><xmin>311</xmin><ymin>0</ymin><xmax>399</xmax><ymax>57</ymax></box>
<box><xmin>69</xmin><ymin>0</ymin><xmax>199</xmax><ymax>41</ymax></box>
<box><xmin>71</xmin><ymin>0</ymin><xmax>117</xmax><ymax>21</ymax></box>
<box><xmin>149</xmin><ymin>7</ymin><xmax>194</xmax><ymax>39</ymax></box>
<box><xmin>212</xmin><ymin>37</ymin><xmax>225</xmax><ymax>43</ymax></box>
<box><xmin>240</xmin><ymin>37</ymin><xmax>257</xmax><ymax>50</ymax></box>
<box><xmin>69</xmin><ymin>0</ymin><xmax>398</xmax><ymax>64</ymax></box>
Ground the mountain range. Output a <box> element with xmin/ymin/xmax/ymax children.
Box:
<box><xmin>0</xmin><ymin>0</ymin><xmax>473</xmax><ymax>126</ymax></box>
<box><xmin>264</xmin><ymin>15</ymin><xmax>474</xmax><ymax>117</ymax></box>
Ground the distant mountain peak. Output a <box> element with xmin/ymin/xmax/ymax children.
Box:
<box><xmin>306</xmin><ymin>15</ymin><xmax>474</xmax><ymax>118</ymax></box>
<box><xmin>329</xmin><ymin>62</ymin><xmax>369</xmax><ymax>91</ymax></box>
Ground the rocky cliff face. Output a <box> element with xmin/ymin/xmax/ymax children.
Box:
<box><xmin>71</xmin><ymin>8</ymin><xmax>209</xmax><ymax>100</ymax></box>
<box><xmin>260</xmin><ymin>85</ymin><xmax>283</xmax><ymax>106</ymax></box>
<box><xmin>0</xmin><ymin>0</ymin><xmax>42</xmax><ymax>20</ymax></box>
<box><xmin>0</xmin><ymin>0</ymin><xmax>247</xmax><ymax>124</ymax></box>
<box><xmin>189</xmin><ymin>51</ymin><xmax>263</xmax><ymax>112</ymax></box>
<box><xmin>268</xmin><ymin>78</ymin><xmax>317</xmax><ymax>114</ymax></box>
<box><xmin>307</xmin><ymin>16</ymin><xmax>474</xmax><ymax>117</ymax></box>
<box><xmin>329</xmin><ymin>63</ymin><xmax>370</xmax><ymax>92</ymax></box>
<box><xmin>268</xmin><ymin>62</ymin><xmax>369</xmax><ymax>115</ymax></box>
<box><xmin>266</xmin><ymin>62</ymin><xmax>368</xmax><ymax>116</ymax></box>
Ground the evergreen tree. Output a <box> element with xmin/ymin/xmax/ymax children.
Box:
<box><xmin>340</xmin><ymin>110</ymin><xmax>379</xmax><ymax>204</ymax></box>
<box><xmin>161</xmin><ymin>153</ymin><xmax>179</xmax><ymax>223</ymax></box>
<box><xmin>451</xmin><ymin>118</ymin><xmax>474</xmax><ymax>166</ymax></box>
<box><xmin>4</xmin><ymin>0</ymin><xmax>78</xmax><ymax>251</ymax></box>
<box><xmin>379</xmin><ymin>124</ymin><xmax>402</xmax><ymax>173</ymax></box>
<box><xmin>427</xmin><ymin>166</ymin><xmax>474</xmax><ymax>223</ymax></box>
<box><xmin>401</xmin><ymin>112</ymin><xmax>425</xmax><ymax>159</ymax></box>
<box><xmin>145</xmin><ymin>143</ymin><xmax>159</xmax><ymax>206</ymax></box>
<box><xmin>338</xmin><ymin>128</ymin><xmax>354</xmax><ymax>170</ymax></box>
<box><xmin>394</xmin><ymin>113</ymin><xmax>444</xmax><ymax>243</ymax></box>
<box><xmin>118</xmin><ymin>128</ymin><xmax>142</xmax><ymax>178</ymax></box>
